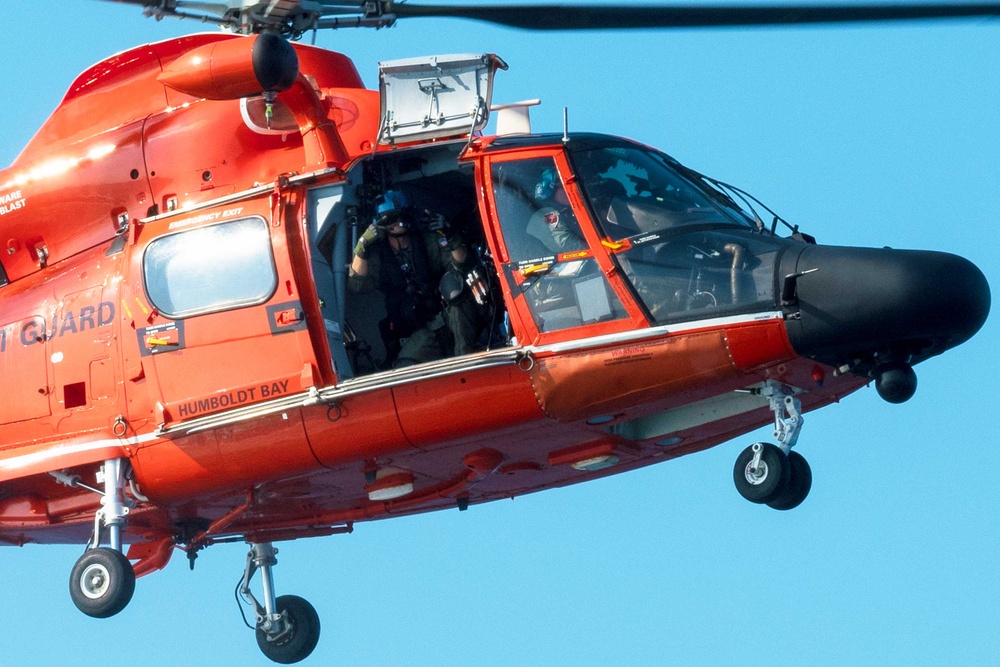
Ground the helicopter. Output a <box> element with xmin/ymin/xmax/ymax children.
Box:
<box><xmin>0</xmin><ymin>2</ymin><xmax>994</xmax><ymax>664</ymax></box>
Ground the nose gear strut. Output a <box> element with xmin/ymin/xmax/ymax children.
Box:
<box><xmin>761</xmin><ymin>380</ymin><xmax>803</xmax><ymax>454</ymax></box>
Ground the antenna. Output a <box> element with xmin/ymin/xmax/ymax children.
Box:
<box><xmin>562</xmin><ymin>107</ymin><xmax>569</xmax><ymax>143</ymax></box>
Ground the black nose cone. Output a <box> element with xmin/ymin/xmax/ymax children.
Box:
<box><xmin>782</xmin><ymin>245</ymin><xmax>991</xmax><ymax>368</ymax></box>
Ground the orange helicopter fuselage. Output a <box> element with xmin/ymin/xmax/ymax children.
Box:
<box><xmin>0</xmin><ymin>33</ymin><xmax>888</xmax><ymax>562</ymax></box>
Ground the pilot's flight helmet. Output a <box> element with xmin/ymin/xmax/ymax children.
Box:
<box><xmin>373</xmin><ymin>190</ymin><xmax>412</xmax><ymax>227</ymax></box>
<box><xmin>534</xmin><ymin>168</ymin><xmax>560</xmax><ymax>201</ymax></box>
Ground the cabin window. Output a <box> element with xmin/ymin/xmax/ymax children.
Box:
<box><xmin>490</xmin><ymin>157</ymin><xmax>627</xmax><ymax>333</ymax></box>
<box><xmin>143</xmin><ymin>217</ymin><xmax>277</xmax><ymax>318</ymax></box>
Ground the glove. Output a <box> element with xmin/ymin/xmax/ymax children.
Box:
<box><xmin>423</xmin><ymin>211</ymin><xmax>448</xmax><ymax>232</ymax></box>
<box><xmin>354</xmin><ymin>225</ymin><xmax>384</xmax><ymax>259</ymax></box>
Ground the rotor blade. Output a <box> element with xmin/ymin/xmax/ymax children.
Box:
<box><xmin>386</xmin><ymin>3</ymin><xmax>1000</xmax><ymax>30</ymax></box>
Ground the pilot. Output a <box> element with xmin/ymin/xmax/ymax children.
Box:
<box><xmin>527</xmin><ymin>167</ymin><xmax>588</xmax><ymax>254</ymax></box>
<box><xmin>350</xmin><ymin>190</ymin><xmax>480</xmax><ymax>368</ymax></box>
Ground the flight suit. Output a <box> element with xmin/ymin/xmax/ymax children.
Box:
<box><xmin>350</xmin><ymin>228</ymin><xmax>479</xmax><ymax>367</ymax></box>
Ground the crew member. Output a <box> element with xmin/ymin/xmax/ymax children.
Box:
<box><xmin>527</xmin><ymin>167</ymin><xmax>588</xmax><ymax>253</ymax></box>
<box><xmin>350</xmin><ymin>190</ymin><xmax>479</xmax><ymax>367</ymax></box>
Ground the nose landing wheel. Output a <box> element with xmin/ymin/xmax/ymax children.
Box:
<box><xmin>733</xmin><ymin>444</ymin><xmax>812</xmax><ymax>509</ymax></box>
<box><xmin>765</xmin><ymin>450</ymin><xmax>812</xmax><ymax>510</ymax></box>
<box><xmin>733</xmin><ymin>443</ymin><xmax>789</xmax><ymax>503</ymax></box>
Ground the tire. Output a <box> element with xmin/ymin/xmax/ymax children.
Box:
<box><xmin>256</xmin><ymin>594</ymin><xmax>321</xmax><ymax>664</ymax></box>
<box><xmin>766</xmin><ymin>451</ymin><xmax>813</xmax><ymax>510</ymax></box>
<box><xmin>69</xmin><ymin>547</ymin><xmax>136</xmax><ymax>618</ymax></box>
<box><xmin>733</xmin><ymin>443</ymin><xmax>790</xmax><ymax>504</ymax></box>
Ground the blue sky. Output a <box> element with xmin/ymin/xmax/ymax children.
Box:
<box><xmin>1</xmin><ymin>2</ymin><xmax>998</xmax><ymax>665</ymax></box>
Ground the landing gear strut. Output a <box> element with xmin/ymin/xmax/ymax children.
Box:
<box><xmin>60</xmin><ymin>458</ymin><xmax>137</xmax><ymax>617</ymax></box>
<box><xmin>239</xmin><ymin>542</ymin><xmax>321</xmax><ymax>664</ymax></box>
<box><xmin>733</xmin><ymin>382</ymin><xmax>812</xmax><ymax>510</ymax></box>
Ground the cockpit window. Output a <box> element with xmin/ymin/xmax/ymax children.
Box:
<box><xmin>569</xmin><ymin>144</ymin><xmax>755</xmax><ymax>238</ymax></box>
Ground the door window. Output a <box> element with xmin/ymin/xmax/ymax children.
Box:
<box><xmin>490</xmin><ymin>156</ymin><xmax>627</xmax><ymax>334</ymax></box>
<box><xmin>143</xmin><ymin>217</ymin><xmax>277</xmax><ymax>318</ymax></box>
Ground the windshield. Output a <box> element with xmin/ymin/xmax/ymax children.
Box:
<box><xmin>568</xmin><ymin>142</ymin><xmax>757</xmax><ymax>237</ymax></box>
<box><xmin>564</xmin><ymin>139</ymin><xmax>780</xmax><ymax>325</ymax></box>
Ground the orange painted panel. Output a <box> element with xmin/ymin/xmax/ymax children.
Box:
<box><xmin>132</xmin><ymin>411</ymin><xmax>313</xmax><ymax>500</ymax></box>
<box><xmin>726</xmin><ymin>320</ymin><xmax>797</xmax><ymax>370</ymax></box>
<box><xmin>393</xmin><ymin>365</ymin><xmax>544</xmax><ymax>448</ymax></box>
<box><xmin>0</xmin><ymin>243</ymin><xmax>125</xmax><ymax>450</ymax></box>
<box><xmin>529</xmin><ymin>331</ymin><xmax>738</xmax><ymax>421</ymax></box>
<box><xmin>1</xmin><ymin>124</ymin><xmax>150</xmax><ymax>282</ymax></box>
<box><xmin>142</xmin><ymin>102</ymin><xmax>305</xmax><ymax>210</ymax></box>
<box><xmin>0</xmin><ymin>316</ymin><xmax>50</xmax><ymax>425</ymax></box>
<box><xmin>303</xmin><ymin>389</ymin><xmax>413</xmax><ymax>469</ymax></box>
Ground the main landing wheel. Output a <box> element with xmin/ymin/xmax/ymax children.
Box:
<box><xmin>733</xmin><ymin>443</ymin><xmax>790</xmax><ymax>504</ymax></box>
<box><xmin>69</xmin><ymin>547</ymin><xmax>136</xmax><ymax>618</ymax></box>
<box><xmin>256</xmin><ymin>595</ymin><xmax>321</xmax><ymax>664</ymax></box>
